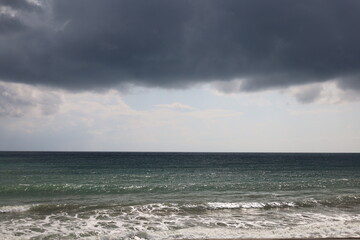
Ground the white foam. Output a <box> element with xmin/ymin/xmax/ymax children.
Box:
<box><xmin>0</xmin><ymin>205</ymin><xmax>34</xmax><ymax>213</ymax></box>
<box><xmin>163</xmin><ymin>220</ymin><xmax>360</xmax><ymax>239</ymax></box>
<box><xmin>1</xmin><ymin>203</ymin><xmax>360</xmax><ymax>239</ymax></box>
<box><xmin>207</xmin><ymin>201</ymin><xmax>296</xmax><ymax>209</ymax></box>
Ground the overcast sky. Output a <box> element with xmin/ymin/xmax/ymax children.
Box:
<box><xmin>1</xmin><ymin>0</ymin><xmax>360</xmax><ymax>152</ymax></box>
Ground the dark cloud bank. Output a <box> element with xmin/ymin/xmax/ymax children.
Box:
<box><xmin>1</xmin><ymin>0</ymin><xmax>360</xmax><ymax>92</ymax></box>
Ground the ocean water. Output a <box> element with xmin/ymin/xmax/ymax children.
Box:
<box><xmin>0</xmin><ymin>152</ymin><xmax>360</xmax><ymax>240</ymax></box>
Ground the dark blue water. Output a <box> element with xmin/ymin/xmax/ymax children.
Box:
<box><xmin>1</xmin><ymin>152</ymin><xmax>360</xmax><ymax>239</ymax></box>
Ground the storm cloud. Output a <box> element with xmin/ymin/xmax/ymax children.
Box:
<box><xmin>1</xmin><ymin>0</ymin><xmax>360</xmax><ymax>92</ymax></box>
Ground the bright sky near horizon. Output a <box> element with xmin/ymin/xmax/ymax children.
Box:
<box><xmin>1</xmin><ymin>0</ymin><xmax>360</xmax><ymax>152</ymax></box>
<box><xmin>1</xmin><ymin>80</ymin><xmax>359</xmax><ymax>152</ymax></box>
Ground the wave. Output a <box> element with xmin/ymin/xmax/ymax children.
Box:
<box><xmin>0</xmin><ymin>183</ymin><xmax>155</xmax><ymax>195</ymax></box>
<box><xmin>183</xmin><ymin>196</ymin><xmax>360</xmax><ymax>211</ymax></box>
<box><xmin>205</xmin><ymin>201</ymin><xmax>296</xmax><ymax>209</ymax></box>
<box><xmin>0</xmin><ymin>183</ymin><xmax>210</xmax><ymax>195</ymax></box>
<box><xmin>0</xmin><ymin>205</ymin><xmax>33</xmax><ymax>213</ymax></box>
<box><xmin>2</xmin><ymin>194</ymin><xmax>360</xmax><ymax>217</ymax></box>
<box><xmin>2</xmin><ymin>181</ymin><xmax>360</xmax><ymax>197</ymax></box>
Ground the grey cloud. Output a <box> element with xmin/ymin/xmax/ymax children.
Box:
<box><xmin>0</xmin><ymin>0</ymin><xmax>40</xmax><ymax>11</ymax></box>
<box><xmin>294</xmin><ymin>86</ymin><xmax>323</xmax><ymax>104</ymax></box>
<box><xmin>213</xmin><ymin>80</ymin><xmax>242</xmax><ymax>94</ymax></box>
<box><xmin>0</xmin><ymin>14</ymin><xmax>26</xmax><ymax>33</ymax></box>
<box><xmin>0</xmin><ymin>0</ymin><xmax>360</xmax><ymax>92</ymax></box>
<box><xmin>0</xmin><ymin>0</ymin><xmax>42</xmax><ymax>34</ymax></box>
<box><xmin>0</xmin><ymin>82</ymin><xmax>62</xmax><ymax>117</ymax></box>
<box><xmin>337</xmin><ymin>76</ymin><xmax>360</xmax><ymax>91</ymax></box>
<box><xmin>0</xmin><ymin>84</ymin><xmax>32</xmax><ymax>117</ymax></box>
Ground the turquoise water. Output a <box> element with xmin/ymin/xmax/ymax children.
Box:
<box><xmin>0</xmin><ymin>152</ymin><xmax>360</xmax><ymax>239</ymax></box>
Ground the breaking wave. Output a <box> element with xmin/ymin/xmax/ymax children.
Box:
<box><xmin>2</xmin><ymin>194</ymin><xmax>360</xmax><ymax>216</ymax></box>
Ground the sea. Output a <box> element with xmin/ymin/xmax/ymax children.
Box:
<box><xmin>0</xmin><ymin>152</ymin><xmax>360</xmax><ymax>240</ymax></box>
